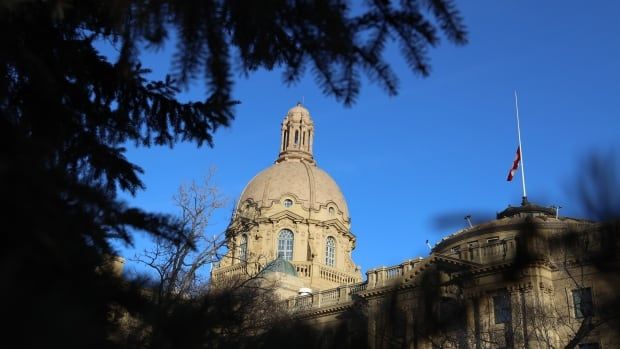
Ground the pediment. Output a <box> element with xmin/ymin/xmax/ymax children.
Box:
<box><xmin>267</xmin><ymin>210</ymin><xmax>306</xmax><ymax>223</ymax></box>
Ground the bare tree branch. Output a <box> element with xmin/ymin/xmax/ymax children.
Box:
<box><xmin>133</xmin><ymin>167</ymin><xmax>228</xmax><ymax>302</ymax></box>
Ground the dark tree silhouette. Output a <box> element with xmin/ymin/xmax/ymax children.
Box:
<box><xmin>0</xmin><ymin>0</ymin><xmax>466</xmax><ymax>347</ymax></box>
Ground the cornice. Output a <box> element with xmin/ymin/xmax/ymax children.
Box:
<box><xmin>433</xmin><ymin>219</ymin><xmax>596</xmax><ymax>252</ymax></box>
<box><xmin>292</xmin><ymin>302</ymin><xmax>354</xmax><ymax>319</ymax></box>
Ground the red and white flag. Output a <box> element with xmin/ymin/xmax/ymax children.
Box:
<box><xmin>507</xmin><ymin>146</ymin><xmax>521</xmax><ymax>181</ymax></box>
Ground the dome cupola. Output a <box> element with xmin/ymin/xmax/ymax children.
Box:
<box><xmin>277</xmin><ymin>102</ymin><xmax>315</xmax><ymax>164</ymax></box>
<box><xmin>237</xmin><ymin>102</ymin><xmax>349</xmax><ymax>221</ymax></box>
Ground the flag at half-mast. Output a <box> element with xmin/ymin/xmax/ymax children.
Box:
<box><xmin>507</xmin><ymin>146</ymin><xmax>521</xmax><ymax>181</ymax></box>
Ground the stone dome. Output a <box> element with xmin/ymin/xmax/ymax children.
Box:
<box><xmin>238</xmin><ymin>159</ymin><xmax>350</xmax><ymax>221</ymax></box>
<box><xmin>213</xmin><ymin>104</ymin><xmax>362</xmax><ymax>293</ymax></box>
<box><xmin>285</xmin><ymin>103</ymin><xmax>312</xmax><ymax>122</ymax></box>
<box><xmin>236</xmin><ymin>103</ymin><xmax>350</xmax><ymax>222</ymax></box>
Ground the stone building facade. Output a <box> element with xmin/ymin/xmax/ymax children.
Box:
<box><xmin>212</xmin><ymin>103</ymin><xmax>361</xmax><ymax>298</ymax></box>
<box><xmin>211</xmin><ymin>104</ymin><xmax>619</xmax><ymax>348</ymax></box>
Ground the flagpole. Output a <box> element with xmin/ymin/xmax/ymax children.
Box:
<box><xmin>514</xmin><ymin>91</ymin><xmax>528</xmax><ymax>205</ymax></box>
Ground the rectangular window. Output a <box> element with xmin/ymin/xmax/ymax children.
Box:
<box><xmin>494</xmin><ymin>293</ymin><xmax>512</xmax><ymax>324</ymax></box>
<box><xmin>487</xmin><ymin>237</ymin><xmax>500</xmax><ymax>243</ymax></box>
<box><xmin>468</xmin><ymin>241</ymin><xmax>479</xmax><ymax>260</ymax></box>
<box><xmin>579</xmin><ymin>344</ymin><xmax>600</xmax><ymax>349</ymax></box>
<box><xmin>573</xmin><ymin>288</ymin><xmax>594</xmax><ymax>318</ymax></box>
<box><xmin>239</xmin><ymin>235</ymin><xmax>248</xmax><ymax>262</ymax></box>
<box><xmin>438</xmin><ymin>298</ymin><xmax>465</xmax><ymax>333</ymax></box>
<box><xmin>451</xmin><ymin>245</ymin><xmax>460</xmax><ymax>253</ymax></box>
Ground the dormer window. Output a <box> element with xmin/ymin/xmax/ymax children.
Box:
<box><xmin>283</xmin><ymin>199</ymin><xmax>293</xmax><ymax>208</ymax></box>
<box><xmin>328</xmin><ymin>207</ymin><xmax>335</xmax><ymax>215</ymax></box>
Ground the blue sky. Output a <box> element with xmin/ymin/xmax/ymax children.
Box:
<box><xmin>114</xmin><ymin>1</ymin><xmax>620</xmax><ymax>276</ymax></box>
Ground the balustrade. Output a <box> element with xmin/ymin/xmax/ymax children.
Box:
<box><xmin>211</xmin><ymin>262</ymin><xmax>249</xmax><ymax>281</ymax></box>
<box><xmin>317</xmin><ymin>264</ymin><xmax>358</xmax><ymax>284</ymax></box>
<box><xmin>293</xmin><ymin>261</ymin><xmax>312</xmax><ymax>278</ymax></box>
<box><xmin>294</xmin><ymin>294</ymin><xmax>313</xmax><ymax>310</ymax></box>
<box><xmin>365</xmin><ymin>259</ymin><xmax>421</xmax><ymax>288</ymax></box>
<box><xmin>282</xmin><ymin>239</ymin><xmax>520</xmax><ymax>313</ymax></box>
<box><xmin>460</xmin><ymin>238</ymin><xmax>516</xmax><ymax>263</ymax></box>
<box><xmin>319</xmin><ymin>288</ymin><xmax>340</xmax><ymax>306</ymax></box>
<box><xmin>285</xmin><ymin>281</ymin><xmax>368</xmax><ymax>311</ymax></box>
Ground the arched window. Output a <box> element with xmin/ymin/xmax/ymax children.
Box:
<box><xmin>278</xmin><ymin>229</ymin><xmax>294</xmax><ymax>261</ymax></box>
<box><xmin>294</xmin><ymin>130</ymin><xmax>299</xmax><ymax>144</ymax></box>
<box><xmin>325</xmin><ymin>236</ymin><xmax>336</xmax><ymax>267</ymax></box>
<box><xmin>239</xmin><ymin>234</ymin><xmax>248</xmax><ymax>262</ymax></box>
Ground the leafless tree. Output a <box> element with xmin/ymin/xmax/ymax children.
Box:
<box><xmin>117</xmin><ymin>169</ymin><xmax>294</xmax><ymax>348</ymax></box>
<box><xmin>133</xmin><ymin>168</ymin><xmax>228</xmax><ymax>301</ymax></box>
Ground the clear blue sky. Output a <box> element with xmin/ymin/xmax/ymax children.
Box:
<box><xmin>113</xmin><ymin>1</ymin><xmax>620</xmax><ymax>277</ymax></box>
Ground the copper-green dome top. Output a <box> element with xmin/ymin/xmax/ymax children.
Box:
<box><xmin>260</xmin><ymin>257</ymin><xmax>298</xmax><ymax>277</ymax></box>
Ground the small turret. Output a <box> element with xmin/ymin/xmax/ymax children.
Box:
<box><xmin>276</xmin><ymin>102</ymin><xmax>315</xmax><ymax>165</ymax></box>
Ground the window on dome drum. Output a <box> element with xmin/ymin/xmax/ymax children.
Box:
<box><xmin>493</xmin><ymin>293</ymin><xmax>511</xmax><ymax>324</ymax></box>
<box><xmin>239</xmin><ymin>234</ymin><xmax>248</xmax><ymax>262</ymax></box>
<box><xmin>325</xmin><ymin>236</ymin><xmax>336</xmax><ymax>267</ymax></box>
<box><xmin>294</xmin><ymin>130</ymin><xmax>299</xmax><ymax>144</ymax></box>
<box><xmin>283</xmin><ymin>199</ymin><xmax>293</xmax><ymax>208</ymax></box>
<box><xmin>278</xmin><ymin>229</ymin><xmax>294</xmax><ymax>261</ymax></box>
<box><xmin>328</xmin><ymin>207</ymin><xmax>335</xmax><ymax>215</ymax></box>
<box><xmin>284</xmin><ymin>130</ymin><xmax>289</xmax><ymax>149</ymax></box>
<box><xmin>573</xmin><ymin>288</ymin><xmax>594</xmax><ymax>318</ymax></box>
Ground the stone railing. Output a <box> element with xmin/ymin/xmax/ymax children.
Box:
<box><xmin>212</xmin><ymin>260</ymin><xmax>360</xmax><ymax>285</ymax></box>
<box><xmin>211</xmin><ymin>262</ymin><xmax>259</xmax><ymax>282</ymax></box>
<box><xmin>286</xmin><ymin>281</ymin><xmax>368</xmax><ymax>311</ymax></box>
<box><xmin>481</xmin><ymin>239</ymin><xmax>516</xmax><ymax>262</ymax></box>
<box><xmin>285</xmin><ymin>258</ymin><xmax>431</xmax><ymax>311</ymax></box>
<box><xmin>211</xmin><ymin>263</ymin><xmax>245</xmax><ymax>281</ymax></box>
<box><xmin>319</xmin><ymin>287</ymin><xmax>340</xmax><ymax>306</ymax></box>
<box><xmin>216</xmin><ymin>239</ymin><xmax>517</xmax><ymax>288</ymax></box>
<box><xmin>317</xmin><ymin>264</ymin><xmax>359</xmax><ymax>285</ymax></box>
<box><xmin>366</xmin><ymin>258</ymin><xmax>423</xmax><ymax>288</ymax></box>
<box><xmin>293</xmin><ymin>294</ymin><xmax>313</xmax><ymax>310</ymax></box>
<box><xmin>292</xmin><ymin>262</ymin><xmax>360</xmax><ymax>285</ymax></box>
<box><xmin>285</xmin><ymin>240</ymin><xmax>521</xmax><ymax>313</ymax></box>
<box><xmin>349</xmin><ymin>282</ymin><xmax>367</xmax><ymax>294</ymax></box>
<box><xmin>293</xmin><ymin>261</ymin><xmax>312</xmax><ymax>278</ymax></box>
<box><xmin>444</xmin><ymin>238</ymin><xmax>517</xmax><ymax>264</ymax></box>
